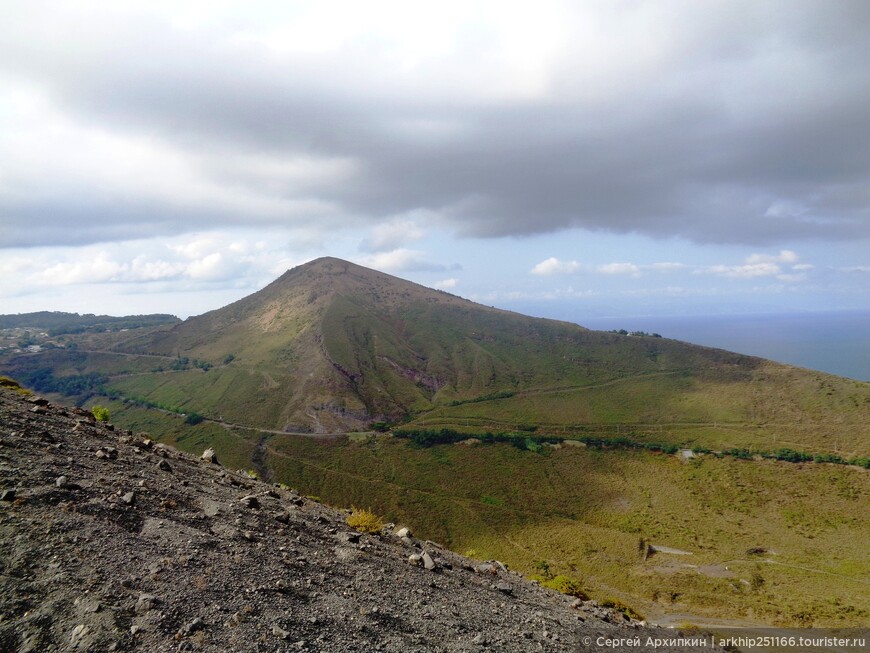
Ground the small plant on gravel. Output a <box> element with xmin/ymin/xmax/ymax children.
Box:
<box><xmin>600</xmin><ymin>598</ymin><xmax>645</xmax><ymax>621</ymax></box>
<box><xmin>346</xmin><ymin>506</ymin><xmax>384</xmax><ymax>534</ymax></box>
<box><xmin>92</xmin><ymin>405</ymin><xmax>110</xmax><ymax>422</ymax></box>
<box><xmin>542</xmin><ymin>575</ymin><xmax>588</xmax><ymax>599</ymax></box>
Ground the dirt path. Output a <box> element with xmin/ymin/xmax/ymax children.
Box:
<box><xmin>75</xmin><ymin>348</ymin><xmax>176</xmax><ymax>360</ymax></box>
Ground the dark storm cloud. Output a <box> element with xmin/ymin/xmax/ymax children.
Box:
<box><xmin>1</xmin><ymin>1</ymin><xmax>868</xmax><ymax>248</ymax></box>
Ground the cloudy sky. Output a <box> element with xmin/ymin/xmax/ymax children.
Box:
<box><xmin>1</xmin><ymin>0</ymin><xmax>868</xmax><ymax>322</ymax></box>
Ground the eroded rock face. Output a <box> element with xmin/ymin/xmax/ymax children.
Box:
<box><xmin>0</xmin><ymin>387</ymin><xmax>709</xmax><ymax>652</ymax></box>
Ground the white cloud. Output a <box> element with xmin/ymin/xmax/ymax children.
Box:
<box><xmin>356</xmin><ymin>248</ymin><xmax>446</xmax><ymax>273</ymax></box>
<box><xmin>706</xmin><ymin>262</ymin><xmax>783</xmax><ymax>279</ymax></box>
<box><xmin>596</xmin><ymin>262</ymin><xmax>641</xmax><ymax>276</ymax></box>
<box><xmin>7</xmin><ymin>230</ymin><xmax>315</xmax><ymax>296</ymax></box>
<box><xmin>360</xmin><ymin>217</ymin><xmax>427</xmax><ymax>253</ymax></box>
<box><xmin>531</xmin><ymin>257</ymin><xmax>581</xmax><ymax>276</ymax></box>
<box><xmin>433</xmin><ymin>278</ymin><xmax>458</xmax><ymax>290</ymax></box>
<box><xmin>38</xmin><ymin>251</ymin><xmax>125</xmax><ymax>285</ymax></box>
<box><xmin>128</xmin><ymin>256</ymin><xmax>185</xmax><ymax>281</ymax></box>
<box><xmin>186</xmin><ymin>252</ymin><xmax>233</xmax><ymax>281</ymax></box>
<box><xmin>647</xmin><ymin>262</ymin><xmax>686</xmax><ymax>272</ymax></box>
<box><xmin>704</xmin><ymin>250</ymin><xmax>810</xmax><ymax>281</ymax></box>
<box><xmin>746</xmin><ymin>250</ymin><xmax>799</xmax><ymax>265</ymax></box>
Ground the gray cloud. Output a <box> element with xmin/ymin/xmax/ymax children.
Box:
<box><xmin>1</xmin><ymin>1</ymin><xmax>868</xmax><ymax>249</ymax></box>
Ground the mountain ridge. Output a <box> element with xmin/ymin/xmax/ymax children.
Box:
<box><xmin>2</xmin><ymin>257</ymin><xmax>868</xmax><ymax>452</ymax></box>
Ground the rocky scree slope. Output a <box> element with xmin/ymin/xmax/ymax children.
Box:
<box><xmin>0</xmin><ymin>386</ymin><xmax>711</xmax><ymax>652</ymax></box>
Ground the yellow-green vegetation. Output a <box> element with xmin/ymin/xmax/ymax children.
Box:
<box><xmin>0</xmin><ymin>376</ymin><xmax>31</xmax><ymax>395</ymax></box>
<box><xmin>94</xmin><ymin>393</ymin><xmax>870</xmax><ymax>628</ymax></box>
<box><xmin>539</xmin><ymin>575</ymin><xmax>588</xmax><ymax>600</ymax></box>
<box><xmin>252</xmin><ymin>433</ymin><xmax>869</xmax><ymax>628</ymax></box>
<box><xmin>346</xmin><ymin>507</ymin><xmax>384</xmax><ymax>534</ymax></box>
<box><xmin>91</xmin><ymin>398</ymin><xmax>259</xmax><ymax>471</ymax></box>
<box><xmin>3</xmin><ymin>258</ymin><xmax>869</xmax><ymax>630</ymax></box>
<box><xmin>92</xmin><ymin>405</ymin><xmax>110</xmax><ymax>421</ymax></box>
<box><xmin>600</xmin><ymin>598</ymin><xmax>645</xmax><ymax>622</ymax></box>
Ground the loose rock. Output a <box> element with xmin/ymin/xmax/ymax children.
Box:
<box><xmin>0</xmin><ymin>383</ymin><xmax>703</xmax><ymax>653</ymax></box>
<box><xmin>201</xmin><ymin>448</ymin><xmax>219</xmax><ymax>464</ymax></box>
<box><xmin>272</xmin><ymin>624</ymin><xmax>290</xmax><ymax>640</ymax></box>
<box><xmin>240</xmin><ymin>495</ymin><xmax>260</xmax><ymax>509</ymax></box>
<box><xmin>135</xmin><ymin>593</ymin><xmax>159</xmax><ymax>614</ymax></box>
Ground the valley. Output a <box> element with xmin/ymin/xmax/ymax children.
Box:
<box><xmin>1</xmin><ymin>257</ymin><xmax>868</xmax><ymax>629</ymax></box>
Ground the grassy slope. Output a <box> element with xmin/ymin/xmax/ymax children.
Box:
<box><xmin>261</xmin><ymin>437</ymin><xmax>870</xmax><ymax>628</ymax></box>
<box><xmin>101</xmin><ymin>402</ymin><xmax>868</xmax><ymax>628</ymax></box>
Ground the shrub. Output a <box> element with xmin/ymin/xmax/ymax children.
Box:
<box><xmin>185</xmin><ymin>412</ymin><xmax>205</xmax><ymax>425</ymax></box>
<box><xmin>346</xmin><ymin>507</ymin><xmax>384</xmax><ymax>534</ymax></box>
<box><xmin>600</xmin><ymin>598</ymin><xmax>644</xmax><ymax>621</ymax></box>
<box><xmin>542</xmin><ymin>575</ymin><xmax>588</xmax><ymax>599</ymax></box>
<box><xmin>773</xmin><ymin>448</ymin><xmax>813</xmax><ymax>463</ymax></box>
<box><xmin>534</xmin><ymin>560</ymin><xmax>553</xmax><ymax>580</ymax></box>
<box><xmin>92</xmin><ymin>405</ymin><xmax>110</xmax><ymax>422</ymax></box>
<box><xmin>723</xmin><ymin>448</ymin><xmax>754</xmax><ymax>460</ymax></box>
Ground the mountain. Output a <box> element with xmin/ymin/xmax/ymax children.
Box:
<box><xmin>5</xmin><ymin>257</ymin><xmax>869</xmax><ymax>453</ymax></box>
<box><xmin>0</xmin><ymin>380</ymin><xmax>699</xmax><ymax>653</ymax></box>
<box><xmin>0</xmin><ymin>311</ymin><xmax>179</xmax><ymax>334</ymax></box>
<box><xmin>2</xmin><ymin>260</ymin><xmax>868</xmax><ymax>629</ymax></box>
<box><xmin>95</xmin><ymin>257</ymin><xmax>869</xmax><ymax>454</ymax></box>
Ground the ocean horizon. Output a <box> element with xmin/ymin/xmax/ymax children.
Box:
<box><xmin>580</xmin><ymin>310</ymin><xmax>870</xmax><ymax>382</ymax></box>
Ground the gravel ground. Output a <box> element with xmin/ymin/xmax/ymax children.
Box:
<box><xmin>0</xmin><ymin>385</ymin><xmax>716</xmax><ymax>652</ymax></box>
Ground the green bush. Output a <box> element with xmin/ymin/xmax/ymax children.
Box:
<box><xmin>773</xmin><ymin>448</ymin><xmax>813</xmax><ymax>463</ymax></box>
<box><xmin>723</xmin><ymin>448</ymin><xmax>754</xmax><ymax>460</ymax></box>
<box><xmin>185</xmin><ymin>412</ymin><xmax>205</xmax><ymax>425</ymax></box>
<box><xmin>542</xmin><ymin>575</ymin><xmax>588</xmax><ymax>599</ymax></box>
<box><xmin>92</xmin><ymin>405</ymin><xmax>110</xmax><ymax>422</ymax></box>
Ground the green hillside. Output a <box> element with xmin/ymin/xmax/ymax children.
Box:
<box><xmin>82</xmin><ymin>403</ymin><xmax>870</xmax><ymax>628</ymax></box>
<box><xmin>4</xmin><ymin>256</ymin><xmax>868</xmax><ymax>628</ymax></box>
<box><xmin>3</xmin><ymin>257</ymin><xmax>868</xmax><ymax>456</ymax></box>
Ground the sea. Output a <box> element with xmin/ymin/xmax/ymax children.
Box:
<box><xmin>579</xmin><ymin>310</ymin><xmax>870</xmax><ymax>382</ymax></box>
